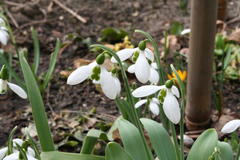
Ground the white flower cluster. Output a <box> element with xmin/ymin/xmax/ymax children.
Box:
<box><xmin>0</xmin><ymin>139</ymin><xmax>37</xmax><ymax>160</ymax></box>
<box><xmin>67</xmin><ymin>54</ymin><xmax>121</xmax><ymax>99</ymax></box>
<box><xmin>0</xmin><ymin>17</ymin><xmax>9</xmax><ymax>46</ymax></box>
<box><xmin>111</xmin><ymin>41</ymin><xmax>159</xmax><ymax>84</ymax></box>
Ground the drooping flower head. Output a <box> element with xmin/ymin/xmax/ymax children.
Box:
<box><xmin>67</xmin><ymin>53</ymin><xmax>121</xmax><ymax>99</ymax></box>
<box><xmin>0</xmin><ymin>65</ymin><xmax>27</xmax><ymax>99</ymax></box>
<box><xmin>111</xmin><ymin>40</ymin><xmax>159</xmax><ymax>84</ymax></box>
<box><xmin>132</xmin><ymin>80</ymin><xmax>180</xmax><ymax>124</ymax></box>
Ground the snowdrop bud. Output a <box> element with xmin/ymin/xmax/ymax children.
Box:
<box><xmin>96</xmin><ymin>53</ymin><xmax>105</xmax><ymax>65</ymax></box>
<box><xmin>165</xmin><ymin>80</ymin><xmax>173</xmax><ymax>89</ymax></box>
<box><xmin>138</xmin><ymin>40</ymin><xmax>146</xmax><ymax>51</ymax></box>
<box><xmin>0</xmin><ymin>65</ymin><xmax>8</xmax><ymax>80</ymax></box>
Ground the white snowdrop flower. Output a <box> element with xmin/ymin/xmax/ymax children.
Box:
<box><xmin>67</xmin><ymin>54</ymin><xmax>121</xmax><ymax>99</ymax></box>
<box><xmin>27</xmin><ymin>147</ymin><xmax>35</xmax><ymax>157</ymax></box>
<box><xmin>3</xmin><ymin>152</ymin><xmax>19</xmax><ymax>160</ymax></box>
<box><xmin>0</xmin><ymin>79</ymin><xmax>27</xmax><ymax>99</ymax></box>
<box><xmin>221</xmin><ymin>119</ymin><xmax>240</xmax><ymax>134</ymax></box>
<box><xmin>132</xmin><ymin>81</ymin><xmax>180</xmax><ymax>124</ymax></box>
<box><xmin>127</xmin><ymin>63</ymin><xmax>159</xmax><ymax>84</ymax></box>
<box><xmin>0</xmin><ymin>147</ymin><xmax>7</xmax><ymax>159</ymax></box>
<box><xmin>135</xmin><ymin>98</ymin><xmax>160</xmax><ymax>115</ymax></box>
<box><xmin>180</xmin><ymin>28</ymin><xmax>191</xmax><ymax>35</ymax></box>
<box><xmin>111</xmin><ymin>40</ymin><xmax>155</xmax><ymax>83</ymax></box>
<box><xmin>0</xmin><ymin>25</ymin><xmax>9</xmax><ymax>46</ymax></box>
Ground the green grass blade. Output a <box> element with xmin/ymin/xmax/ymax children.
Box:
<box><xmin>81</xmin><ymin>129</ymin><xmax>108</xmax><ymax>154</ymax></box>
<box><xmin>105</xmin><ymin>142</ymin><xmax>134</xmax><ymax>160</ymax></box>
<box><xmin>187</xmin><ymin>129</ymin><xmax>218</xmax><ymax>160</ymax></box>
<box><xmin>141</xmin><ymin>118</ymin><xmax>177</xmax><ymax>160</ymax></box>
<box><xmin>7</xmin><ymin>126</ymin><xmax>17</xmax><ymax>154</ymax></box>
<box><xmin>41</xmin><ymin>152</ymin><xmax>105</xmax><ymax>160</ymax></box>
<box><xmin>42</xmin><ymin>39</ymin><xmax>61</xmax><ymax>90</ymax></box>
<box><xmin>19</xmin><ymin>52</ymin><xmax>55</xmax><ymax>151</ymax></box>
<box><xmin>31</xmin><ymin>28</ymin><xmax>40</xmax><ymax>74</ymax></box>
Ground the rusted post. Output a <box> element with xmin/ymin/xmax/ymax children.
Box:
<box><xmin>186</xmin><ymin>0</ymin><xmax>218</xmax><ymax>130</ymax></box>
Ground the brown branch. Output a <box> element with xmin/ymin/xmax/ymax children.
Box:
<box><xmin>52</xmin><ymin>0</ymin><xmax>87</xmax><ymax>23</ymax></box>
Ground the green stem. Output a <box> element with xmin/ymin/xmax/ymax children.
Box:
<box><xmin>236</xmin><ymin>143</ymin><xmax>240</xmax><ymax>160</ymax></box>
<box><xmin>179</xmin><ymin>99</ymin><xmax>185</xmax><ymax>160</ymax></box>
<box><xmin>170</xmin><ymin>123</ymin><xmax>180</xmax><ymax>160</ymax></box>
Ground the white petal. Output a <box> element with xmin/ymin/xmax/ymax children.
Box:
<box><xmin>0</xmin><ymin>79</ymin><xmax>8</xmax><ymax>94</ymax></box>
<box><xmin>181</xmin><ymin>29</ymin><xmax>191</xmax><ymax>35</ymax></box>
<box><xmin>27</xmin><ymin>155</ymin><xmax>37</xmax><ymax>160</ymax></box>
<box><xmin>171</xmin><ymin>85</ymin><xmax>180</xmax><ymax>98</ymax></box>
<box><xmin>127</xmin><ymin>64</ymin><xmax>135</xmax><ymax>73</ymax></box>
<box><xmin>152</xmin><ymin>98</ymin><xmax>160</xmax><ymax>104</ymax></box>
<box><xmin>0</xmin><ymin>28</ymin><xmax>9</xmax><ymax>45</ymax></box>
<box><xmin>163</xmin><ymin>92</ymin><xmax>180</xmax><ymax>124</ymax></box>
<box><xmin>134</xmin><ymin>99</ymin><xmax>147</xmax><ymax>108</ymax></box>
<box><xmin>13</xmin><ymin>138</ymin><xmax>24</xmax><ymax>147</ymax></box>
<box><xmin>0</xmin><ymin>147</ymin><xmax>7</xmax><ymax>159</ymax></box>
<box><xmin>99</xmin><ymin>68</ymin><xmax>118</xmax><ymax>99</ymax></box>
<box><xmin>67</xmin><ymin>65</ymin><xmax>92</xmax><ymax>85</ymax></box>
<box><xmin>135</xmin><ymin>53</ymin><xmax>150</xmax><ymax>83</ymax></box>
<box><xmin>132</xmin><ymin>85</ymin><xmax>164</xmax><ymax>98</ymax></box>
<box><xmin>221</xmin><ymin>119</ymin><xmax>240</xmax><ymax>134</ymax></box>
<box><xmin>111</xmin><ymin>48</ymin><xmax>135</xmax><ymax>63</ymax></box>
<box><xmin>149</xmin><ymin>67</ymin><xmax>159</xmax><ymax>84</ymax></box>
<box><xmin>113</xmin><ymin>77</ymin><xmax>121</xmax><ymax>95</ymax></box>
<box><xmin>7</xmin><ymin>82</ymin><xmax>27</xmax><ymax>99</ymax></box>
<box><xmin>144</xmin><ymin>48</ymin><xmax>154</xmax><ymax>62</ymax></box>
<box><xmin>151</xmin><ymin>62</ymin><xmax>158</xmax><ymax>69</ymax></box>
<box><xmin>3</xmin><ymin>152</ymin><xmax>19</xmax><ymax>160</ymax></box>
<box><xmin>149</xmin><ymin>101</ymin><xmax>159</xmax><ymax>115</ymax></box>
<box><xmin>27</xmin><ymin>147</ymin><xmax>35</xmax><ymax>157</ymax></box>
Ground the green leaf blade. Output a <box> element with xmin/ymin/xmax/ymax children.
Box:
<box><xmin>105</xmin><ymin>142</ymin><xmax>134</xmax><ymax>160</ymax></box>
<box><xmin>141</xmin><ymin>118</ymin><xmax>177</xmax><ymax>160</ymax></box>
<box><xmin>187</xmin><ymin>129</ymin><xmax>218</xmax><ymax>160</ymax></box>
<box><xmin>19</xmin><ymin>53</ymin><xmax>55</xmax><ymax>151</ymax></box>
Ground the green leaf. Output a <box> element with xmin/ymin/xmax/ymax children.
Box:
<box><xmin>31</xmin><ymin>27</ymin><xmax>40</xmax><ymax>74</ymax></box>
<box><xmin>42</xmin><ymin>39</ymin><xmax>61</xmax><ymax>91</ymax></box>
<box><xmin>140</xmin><ymin>118</ymin><xmax>177</xmax><ymax>160</ymax></box>
<box><xmin>217</xmin><ymin>141</ymin><xmax>234</xmax><ymax>160</ymax></box>
<box><xmin>105</xmin><ymin>142</ymin><xmax>134</xmax><ymax>160</ymax></box>
<box><xmin>187</xmin><ymin>129</ymin><xmax>218</xmax><ymax>160</ymax></box>
<box><xmin>41</xmin><ymin>152</ymin><xmax>105</xmax><ymax>160</ymax></box>
<box><xmin>100</xmin><ymin>28</ymin><xmax>128</xmax><ymax>43</ymax></box>
<box><xmin>169</xmin><ymin>22</ymin><xmax>184</xmax><ymax>35</ymax></box>
<box><xmin>118</xmin><ymin>119</ymin><xmax>153</xmax><ymax>160</ymax></box>
<box><xmin>19</xmin><ymin>53</ymin><xmax>55</xmax><ymax>151</ymax></box>
<box><xmin>81</xmin><ymin>129</ymin><xmax>108</xmax><ymax>154</ymax></box>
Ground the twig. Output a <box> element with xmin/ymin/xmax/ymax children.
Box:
<box><xmin>52</xmin><ymin>0</ymin><xmax>87</xmax><ymax>23</ymax></box>
<box><xmin>4</xmin><ymin>6</ymin><xmax>19</xmax><ymax>28</ymax></box>
<box><xmin>227</xmin><ymin>16</ymin><xmax>240</xmax><ymax>25</ymax></box>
